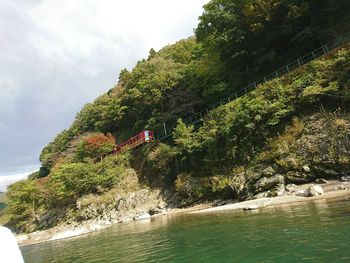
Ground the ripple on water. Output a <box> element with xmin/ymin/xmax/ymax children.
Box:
<box><xmin>22</xmin><ymin>198</ymin><xmax>350</xmax><ymax>263</ymax></box>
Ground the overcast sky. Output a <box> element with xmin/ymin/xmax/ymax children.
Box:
<box><xmin>0</xmin><ymin>0</ymin><xmax>209</xmax><ymax>190</ymax></box>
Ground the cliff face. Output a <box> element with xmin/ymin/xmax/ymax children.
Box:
<box><xmin>243</xmin><ymin>112</ymin><xmax>350</xmax><ymax>200</ymax></box>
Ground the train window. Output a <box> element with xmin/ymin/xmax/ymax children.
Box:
<box><xmin>144</xmin><ymin>130</ymin><xmax>150</xmax><ymax>141</ymax></box>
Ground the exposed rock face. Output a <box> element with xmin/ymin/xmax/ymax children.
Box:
<box><xmin>53</xmin><ymin>188</ymin><xmax>167</xmax><ymax>228</ymax></box>
<box><xmin>260</xmin><ymin>113</ymin><xmax>350</xmax><ymax>187</ymax></box>
<box><xmin>285</xmin><ymin>171</ymin><xmax>310</xmax><ymax>184</ymax></box>
<box><xmin>255</xmin><ymin>175</ymin><xmax>284</xmax><ymax>193</ymax></box>
<box><xmin>34</xmin><ymin>209</ymin><xmax>69</xmax><ymax>230</ymax></box>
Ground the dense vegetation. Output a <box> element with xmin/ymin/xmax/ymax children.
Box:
<box><xmin>2</xmin><ymin>0</ymin><xmax>350</xmax><ymax>232</ymax></box>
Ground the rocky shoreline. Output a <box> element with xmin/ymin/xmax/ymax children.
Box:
<box><xmin>193</xmin><ymin>181</ymin><xmax>350</xmax><ymax>214</ymax></box>
<box><xmin>17</xmin><ymin>180</ymin><xmax>350</xmax><ymax>247</ymax></box>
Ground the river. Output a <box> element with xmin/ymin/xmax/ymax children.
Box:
<box><xmin>21</xmin><ymin>197</ymin><xmax>350</xmax><ymax>262</ymax></box>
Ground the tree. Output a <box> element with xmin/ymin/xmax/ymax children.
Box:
<box><xmin>196</xmin><ymin>0</ymin><xmax>350</xmax><ymax>90</ymax></box>
<box><xmin>75</xmin><ymin>133</ymin><xmax>116</xmax><ymax>161</ymax></box>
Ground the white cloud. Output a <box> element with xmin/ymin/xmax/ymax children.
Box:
<box><xmin>0</xmin><ymin>0</ymin><xmax>209</xmax><ymax>176</ymax></box>
<box><xmin>0</xmin><ymin>171</ymin><xmax>36</xmax><ymax>192</ymax></box>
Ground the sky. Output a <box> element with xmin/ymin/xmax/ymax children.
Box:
<box><xmin>0</xmin><ymin>0</ymin><xmax>209</xmax><ymax>191</ymax></box>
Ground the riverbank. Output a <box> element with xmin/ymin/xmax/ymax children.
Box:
<box><xmin>17</xmin><ymin>180</ymin><xmax>350</xmax><ymax>247</ymax></box>
<box><xmin>192</xmin><ymin>181</ymin><xmax>350</xmax><ymax>214</ymax></box>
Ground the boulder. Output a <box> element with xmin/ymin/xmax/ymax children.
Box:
<box><xmin>324</xmin><ymin>169</ymin><xmax>338</xmax><ymax>176</ymax></box>
<box><xmin>285</xmin><ymin>184</ymin><xmax>298</xmax><ymax>193</ymax></box>
<box><xmin>296</xmin><ymin>185</ymin><xmax>324</xmax><ymax>197</ymax></box>
<box><xmin>341</xmin><ymin>175</ymin><xmax>350</xmax><ymax>182</ymax></box>
<box><xmin>295</xmin><ymin>189</ymin><xmax>311</xmax><ymax>197</ymax></box>
<box><xmin>262</xmin><ymin>167</ymin><xmax>275</xmax><ymax>177</ymax></box>
<box><xmin>308</xmin><ymin>185</ymin><xmax>324</xmax><ymax>196</ymax></box>
<box><xmin>148</xmin><ymin>206</ymin><xmax>163</xmax><ymax>215</ymax></box>
<box><xmin>286</xmin><ymin>171</ymin><xmax>311</xmax><ymax>184</ymax></box>
<box><xmin>302</xmin><ymin>166</ymin><xmax>311</xmax><ymax>173</ymax></box>
<box><xmin>134</xmin><ymin>213</ymin><xmax>151</xmax><ymax>220</ymax></box>
<box><xmin>336</xmin><ymin>184</ymin><xmax>347</xmax><ymax>190</ymax></box>
<box><xmin>315</xmin><ymin>178</ymin><xmax>328</xmax><ymax>184</ymax></box>
<box><xmin>255</xmin><ymin>175</ymin><xmax>284</xmax><ymax>193</ymax></box>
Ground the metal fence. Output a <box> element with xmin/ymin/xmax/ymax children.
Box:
<box><xmin>155</xmin><ymin>33</ymin><xmax>350</xmax><ymax>141</ymax></box>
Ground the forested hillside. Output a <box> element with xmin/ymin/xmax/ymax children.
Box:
<box><xmin>2</xmin><ymin>0</ymin><xmax>350</xmax><ymax>233</ymax></box>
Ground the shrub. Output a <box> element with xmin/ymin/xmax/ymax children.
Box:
<box><xmin>75</xmin><ymin>133</ymin><xmax>116</xmax><ymax>161</ymax></box>
<box><xmin>49</xmin><ymin>153</ymin><xmax>130</xmax><ymax>204</ymax></box>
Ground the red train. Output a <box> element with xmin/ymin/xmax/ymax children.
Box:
<box><xmin>112</xmin><ymin>130</ymin><xmax>154</xmax><ymax>154</ymax></box>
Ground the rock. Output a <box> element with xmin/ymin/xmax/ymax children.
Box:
<box><xmin>262</xmin><ymin>167</ymin><xmax>275</xmax><ymax>177</ymax></box>
<box><xmin>315</xmin><ymin>178</ymin><xmax>328</xmax><ymax>184</ymax></box>
<box><xmin>285</xmin><ymin>184</ymin><xmax>297</xmax><ymax>193</ymax></box>
<box><xmin>341</xmin><ymin>175</ymin><xmax>350</xmax><ymax>182</ymax></box>
<box><xmin>242</xmin><ymin>204</ymin><xmax>258</xmax><ymax>211</ymax></box>
<box><xmin>285</xmin><ymin>156</ymin><xmax>298</xmax><ymax>168</ymax></box>
<box><xmin>254</xmin><ymin>192</ymin><xmax>268</xmax><ymax>199</ymax></box>
<box><xmin>286</xmin><ymin>171</ymin><xmax>311</xmax><ymax>184</ymax></box>
<box><xmin>267</xmin><ymin>191</ymin><xmax>278</xmax><ymax>197</ymax></box>
<box><xmin>110</xmin><ymin>211</ymin><xmax>119</xmax><ymax>220</ymax></box>
<box><xmin>276</xmin><ymin>184</ymin><xmax>286</xmax><ymax>196</ymax></box>
<box><xmin>302</xmin><ymin>166</ymin><xmax>311</xmax><ymax>173</ymax></box>
<box><xmin>296</xmin><ymin>185</ymin><xmax>324</xmax><ymax>197</ymax></box>
<box><xmin>148</xmin><ymin>206</ymin><xmax>163</xmax><ymax>215</ymax></box>
<box><xmin>295</xmin><ymin>189</ymin><xmax>311</xmax><ymax>197</ymax></box>
<box><xmin>134</xmin><ymin>213</ymin><xmax>151</xmax><ymax>221</ymax></box>
<box><xmin>336</xmin><ymin>183</ymin><xmax>347</xmax><ymax>190</ymax></box>
<box><xmin>308</xmin><ymin>185</ymin><xmax>324</xmax><ymax>196</ymax></box>
<box><xmin>255</xmin><ymin>175</ymin><xmax>284</xmax><ymax>193</ymax></box>
<box><xmin>36</xmin><ymin>209</ymin><xmax>63</xmax><ymax>228</ymax></box>
<box><xmin>121</xmin><ymin>217</ymin><xmax>132</xmax><ymax>223</ymax></box>
<box><xmin>324</xmin><ymin>169</ymin><xmax>338</xmax><ymax>176</ymax></box>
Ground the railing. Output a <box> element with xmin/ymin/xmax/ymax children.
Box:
<box><xmin>154</xmin><ymin>32</ymin><xmax>350</xmax><ymax>141</ymax></box>
<box><xmin>113</xmin><ymin>130</ymin><xmax>154</xmax><ymax>154</ymax></box>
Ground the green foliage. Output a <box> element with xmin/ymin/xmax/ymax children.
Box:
<box><xmin>49</xmin><ymin>154</ymin><xmax>129</xmax><ymax>203</ymax></box>
<box><xmin>10</xmin><ymin>1</ymin><xmax>350</xmax><ymax>231</ymax></box>
<box><xmin>257</xmin><ymin>117</ymin><xmax>305</xmax><ymax>169</ymax></box>
<box><xmin>173</xmin><ymin>119</ymin><xmax>198</xmax><ymax>153</ymax></box>
<box><xmin>71</xmin><ymin>95</ymin><xmax>127</xmax><ymax>134</ymax></box>
<box><xmin>175</xmin><ymin>173</ymin><xmax>211</xmax><ymax>201</ymax></box>
<box><xmin>177</xmin><ymin>45</ymin><xmax>350</xmax><ymax>175</ymax></box>
<box><xmin>196</xmin><ymin>0</ymin><xmax>350</xmax><ymax>93</ymax></box>
<box><xmin>39</xmin><ymin>129</ymin><xmax>74</xmax><ymax>172</ymax></box>
<box><xmin>4</xmin><ymin>178</ymin><xmax>49</xmax><ymax>232</ymax></box>
<box><xmin>3</xmin><ymin>153</ymin><xmax>131</xmax><ymax>232</ymax></box>
<box><xmin>146</xmin><ymin>143</ymin><xmax>177</xmax><ymax>175</ymax></box>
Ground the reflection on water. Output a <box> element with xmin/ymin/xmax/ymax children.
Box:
<box><xmin>22</xmin><ymin>197</ymin><xmax>350</xmax><ymax>263</ymax></box>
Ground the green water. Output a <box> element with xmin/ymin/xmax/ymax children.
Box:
<box><xmin>21</xmin><ymin>197</ymin><xmax>350</xmax><ymax>263</ymax></box>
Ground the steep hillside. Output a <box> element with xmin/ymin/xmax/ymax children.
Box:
<box><xmin>2</xmin><ymin>0</ymin><xmax>350</xmax><ymax>233</ymax></box>
<box><xmin>142</xmin><ymin>44</ymin><xmax>350</xmax><ymax>204</ymax></box>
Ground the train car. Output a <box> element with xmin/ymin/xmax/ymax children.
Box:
<box><xmin>112</xmin><ymin>130</ymin><xmax>154</xmax><ymax>154</ymax></box>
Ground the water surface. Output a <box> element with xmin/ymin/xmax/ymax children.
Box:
<box><xmin>22</xmin><ymin>197</ymin><xmax>350</xmax><ymax>262</ymax></box>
